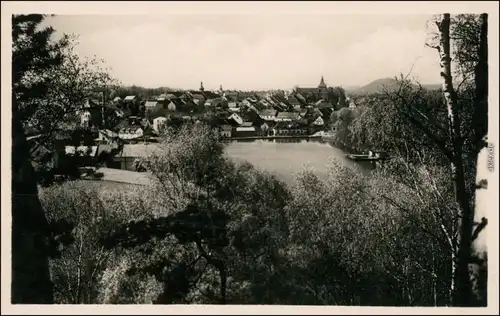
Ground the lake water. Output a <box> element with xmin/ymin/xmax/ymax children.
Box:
<box><xmin>225</xmin><ymin>139</ymin><xmax>374</xmax><ymax>184</ymax></box>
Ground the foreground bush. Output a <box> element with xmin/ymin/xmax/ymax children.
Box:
<box><xmin>41</xmin><ymin>123</ymin><xmax>462</xmax><ymax>306</ymax></box>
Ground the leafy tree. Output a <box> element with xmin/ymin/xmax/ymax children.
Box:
<box><xmin>420</xmin><ymin>14</ymin><xmax>488</xmax><ymax>306</ymax></box>
<box><xmin>40</xmin><ymin>181</ymin><xmax>155</xmax><ymax>303</ymax></box>
<box><xmin>26</xmin><ymin>34</ymin><xmax>117</xmax><ymax>159</ymax></box>
<box><xmin>11</xmin><ymin>13</ymin><xmax>67</xmax><ymax>304</ymax></box>
<box><xmin>329</xmin><ymin>107</ymin><xmax>357</xmax><ymax>151</ymax></box>
<box><xmin>99</xmin><ymin>124</ymin><xmax>290</xmax><ymax>304</ymax></box>
<box><xmin>328</xmin><ymin>86</ymin><xmax>347</xmax><ymax>108</ymax></box>
<box><xmin>323</xmin><ymin>13</ymin><xmax>488</xmax><ymax>307</ymax></box>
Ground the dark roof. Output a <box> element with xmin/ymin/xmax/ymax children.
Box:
<box><xmin>120</xmin><ymin>125</ymin><xmax>143</xmax><ymax>133</ymax></box>
<box><xmin>170</xmin><ymin>98</ymin><xmax>186</xmax><ymax>107</ymax></box>
<box><xmin>259</xmin><ymin>109</ymin><xmax>277</xmax><ymax>117</ymax></box>
<box><xmin>221</xmin><ymin>124</ymin><xmax>233</xmax><ymax>131</ymax></box>
<box><xmin>295</xmin><ymin>93</ymin><xmax>306</xmax><ymax>103</ymax></box>
<box><xmin>253</xmin><ymin>102</ymin><xmax>266</xmax><ymax>111</ymax></box>
<box><xmin>317</xmin><ymin>101</ymin><xmax>334</xmax><ymax>109</ymax></box>
<box><xmin>276</xmin><ymin>112</ymin><xmax>300</xmax><ymax>120</ymax></box>
<box><xmin>192</xmin><ymin>93</ymin><xmax>205</xmax><ymax>100</ymax></box>
<box><xmin>272</xmin><ymin>104</ymin><xmax>285</xmax><ymax>112</ymax></box>
<box><xmin>171</xmin><ymin>91</ymin><xmax>184</xmax><ymax>98</ymax></box>
<box><xmin>313</xmin><ymin>108</ymin><xmax>323</xmax><ymax>117</ymax></box>
<box><xmin>203</xmin><ymin>91</ymin><xmax>220</xmax><ymax>99</ymax></box>
<box><xmin>287</xmin><ymin>95</ymin><xmax>301</xmax><ymax>105</ymax></box>
<box><xmin>295</xmin><ymin>87</ymin><xmax>318</xmax><ymax>94</ymax></box>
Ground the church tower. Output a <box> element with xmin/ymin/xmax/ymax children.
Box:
<box><xmin>318</xmin><ymin>75</ymin><xmax>328</xmax><ymax>100</ymax></box>
<box><xmin>200</xmin><ymin>81</ymin><xmax>205</xmax><ymax>92</ymax></box>
<box><xmin>318</xmin><ymin>75</ymin><xmax>327</xmax><ymax>89</ymax></box>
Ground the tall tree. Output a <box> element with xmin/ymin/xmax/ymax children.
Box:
<box><xmin>11</xmin><ymin>14</ymin><xmax>67</xmax><ymax>304</ymax></box>
<box><xmin>426</xmin><ymin>13</ymin><xmax>488</xmax><ymax>306</ymax></box>
<box><xmin>469</xmin><ymin>13</ymin><xmax>488</xmax><ymax>306</ymax></box>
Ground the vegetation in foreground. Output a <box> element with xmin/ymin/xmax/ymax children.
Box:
<box><xmin>40</xmin><ymin>122</ymin><xmax>480</xmax><ymax>306</ymax></box>
<box><xmin>12</xmin><ymin>13</ymin><xmax>489</xmax><ymax>306</ymax></box>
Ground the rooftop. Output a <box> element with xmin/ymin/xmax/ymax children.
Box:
<box><xmin>119</xmin><ymin>143</ymin><xmax>164</xmax><ymax>158</ymax></box>
<box><xmin>259</xmin><ymin>109</ymin><xmax>277</xmax><ymax>117</ymax></box>
<box><xmin>145</xmin><ymin>100</ymin><xmax>158</xmax><ymax>108</ymax></box>
<box><xmin>276</xmin><ymin>112</ymin><xmax>300</xmax><ymax>120</ymax></box>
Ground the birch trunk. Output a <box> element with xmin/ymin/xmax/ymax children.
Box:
<box><xmin>470</xmin><ymin>13</ymin><xmax>489</xmax><ymax>306</ymax></box>
<box><xmin>11</xmin><ymin>105</ymin><xmax>54</xmax><ymax>304</ymax></box>
<box><xmin>436</xmin><ymin>13</ymin><xmax>474</xmax><ymax>307</ymax></box>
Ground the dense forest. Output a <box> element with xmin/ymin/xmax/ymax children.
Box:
<box><xmin>11</xmin><ymin>13</ymin><xmax>490</xmax><ymax>306</ymax></box>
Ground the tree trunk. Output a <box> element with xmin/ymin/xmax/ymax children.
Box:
<box><xmin>470</xmin><ymin>13</ymin><xmax>489</xmax><ymax>306</ymax></box>
<box><xmin>11</xmin><ymin>105</ymin><xmax>53</xmax><ymax>304</ymax></box>
<box><xmin>437</xmin><ymin>13</ymin><xmax>474</xmax><ymax>307</ymax></box>
<box><xmin>473</xmin><ymin>14</ymin><xmax>489</xmax><ymax>155</ymax></box>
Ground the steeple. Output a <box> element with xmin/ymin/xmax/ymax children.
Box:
<box><xmin>199</xmin><ymin>81</ymin><xmax>204</xmax><ymax>92</ymax></box>
<box><xmin>318</xmin><ymin>75</ymin><xmax>327</xmax><ymax>89</ymax></box>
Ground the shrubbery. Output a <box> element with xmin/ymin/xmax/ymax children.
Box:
<box><xmin>40</xmin><ymin>122</ymin><xmax>462</xmax><ymax>305</ymax></box>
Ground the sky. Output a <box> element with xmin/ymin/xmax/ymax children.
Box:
<box><xmin>43</xmin><ymin>14</ymin><xmax>442</xmax><ymax>91</ymax></box>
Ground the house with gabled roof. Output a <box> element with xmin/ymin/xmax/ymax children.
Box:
<box><xmin>166</xmin><ymin>98</ymin><xmax>187</xmax><ymax>112</ymax></box>
<box><xmin>124</xmin><ymin>95</ymin><xmax>138</xmax><ymax>102</ymax></box>
<box><xmin>219</xmin><ymin>124</ymin><xmax>233</xmax><ymax>138</ymax></box>
<box><xmin>258</xmin><ymin>109</ymin><xmax>277</xmax><ymax>122</ymax></box>
<box><xmin>240</xmin><ymin>121</ymin><xmax>254</xmax><ymax>128</ymax></box>
<box><xmin>233</xmin><ymin>126</ymin><xmax>257</xmax><ymax>138</ymax></box>
<box><xmin>145</xmin><ymin>100</ymin><xmax>159</xmax><ymax>110</ymax></box>
<box><xmin>112</xmin><ymin>143</ymin><xmax>164</xmax><ymax>171</ymax></box>
<box><xmin>204</xmin><ymin>97</ymin><xmax>226</xmax><ymax>108</ymax></box>
<box><xmin>118</xmin><ymin>125</ymin><xmax>144</xmax><ymax>141</ymax></box>
<box><xmin>227</xmin><ymin>113</ymin><xmax>243</xmax><ymax>125</ymax></box>
<box><xmin>95</xmin><ymin>129</ymin><xmax>119</xmax><ymax>144</ymax></box>
<box><xmin>313</xmin><ymin>116</ymin><xmax>324</xmax><ymax>126</ymax></box>
<box><xmin>276</xmin><ymin>111</ymin><xmax>300</xmax><ymax>122</ymax></box>
<box><xmin>295</xmin><ymin>93</ymin><xmax>307</xmax><ymax>104</ymax></box>
<box><xmin>287</xmin><ymin>95</ymin><xmax>302</xmax><ymax>109</ymax></box>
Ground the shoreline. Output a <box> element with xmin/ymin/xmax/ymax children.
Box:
<box><xmin>223</xmin><ymin>135</ymin><xmax>324</xmax><ymax>141</ymax></box>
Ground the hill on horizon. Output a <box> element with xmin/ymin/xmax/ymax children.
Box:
<box><xmin>346</xmin><ymin>77</ymin><xmax>442</xmax><ymax>95</ymax></box>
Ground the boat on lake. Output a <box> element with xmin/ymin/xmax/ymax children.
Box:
<box><xmin>345</xmin><ymin>150</ymin><xmax>389</xmax><ymax>161</ymax></box>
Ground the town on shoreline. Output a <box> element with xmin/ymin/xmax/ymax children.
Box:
<box><xmin>28</xmin><ymin>76</ymin><xmax>356</xmax><ymax>175</ymax></box>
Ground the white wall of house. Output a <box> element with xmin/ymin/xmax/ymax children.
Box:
<box><xmin>119</xmin><ymin>128</ymin><xmax>144</xmax><ymax>140</ymax></box>
<box><xmin>229</xmin><ymin>113</ymin><xmax>243</xmax><ymax>125</ymax></box>
<box><xmin>153</xmin><ymin>117</ymin><xmax>168</xmax><ymax>133</ymax></box>
<box><xmin>167</xmin><ymin>101</ymin><xmax>177</xmax><ymax>111</ymax></box>
<box><xmin>313</xmin><ymin>116</ymin><xmax>324</xmax><ymax>126</ymax></box>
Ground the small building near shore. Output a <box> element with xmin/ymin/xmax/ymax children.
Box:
<box><xmin>271</xmin><ymin>122</ymin><xmax>308</xmax><ymax>136</ymax></box>
<box><xmin>233</xmin><ymin>126</ymin><xmax>257</xmax><ymax>138</ymax></box>
<box><xmin>111</xmin><ymin>143</ymin><xmax>164</xmax><ymax>171</ymax></box>
<box><xmin>220</xmin><ymin>125</ymin><xmax>233</xmax><ymax>138</ymax></box>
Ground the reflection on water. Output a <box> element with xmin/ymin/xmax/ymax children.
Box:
<box><xmin>225</xmin><ymin>138</ymin><xmax>375</xmax><ymax>184</ymax></box>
